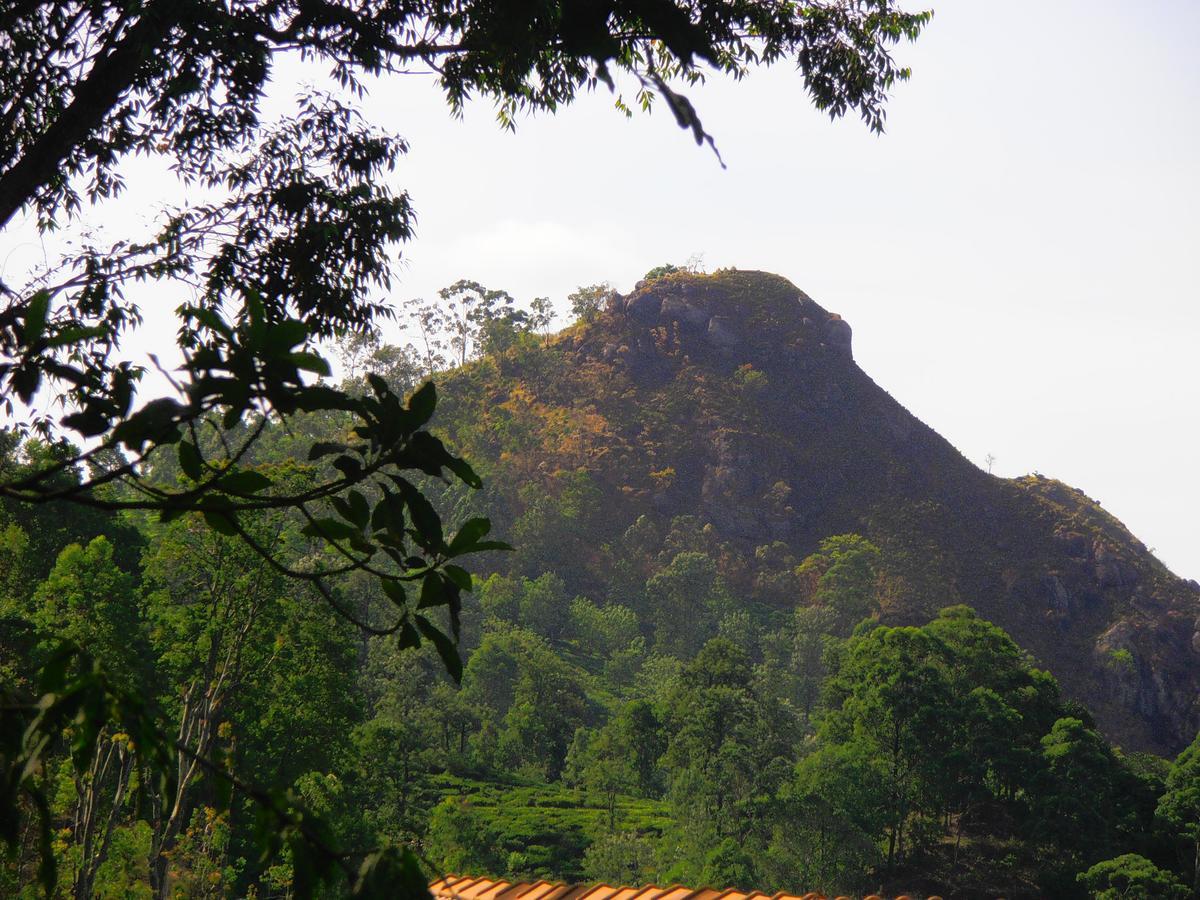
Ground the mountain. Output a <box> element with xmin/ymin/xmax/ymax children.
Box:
<box><xmin>436</xmin><ymin>269</ymin><xmax>1200</xmax><ymax>755</ymax></box>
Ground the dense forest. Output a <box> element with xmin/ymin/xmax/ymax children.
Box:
<box><xmin>3</xmin><ymin>270</ymin><xmax>1199</xmax><ymax>898</ymax></box>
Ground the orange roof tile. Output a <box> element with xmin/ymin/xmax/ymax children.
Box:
<box><xmin>577</xmin><ymin>886</ymin><xmax>622</xmax><ymax>900</ymax></box>
<box><xmin>459</xmin><ymin>880</ymin><xmax>504</xmax><ymax>900</ymax></box>
<box><xmin>625</xmin><ymin>886</ymin><xmax>666</xmax><ymax>900</ymax></box>
<box><xmin>518</xmin><ymin>881</ymin><xmax>562</xmax><ymax>900</ymax></box>
<box><xmin>549</xmin><ymin>886</ymin><xmax>596</xmax><ymax>900</ymax></box>
<box><xmin>430</xmin><ymin>875</ymin><xmax>931</xmax><ymax>900</ymax></box>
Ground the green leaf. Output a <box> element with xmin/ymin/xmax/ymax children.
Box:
<box><xmin>203</xmin><ymin>510</ymin><xmax>238</xmax><ymax>536</ymax></box>
<box><xmin>415</xmin><ymin>614</ymin><xmax>462</xmax><ymax>682</ymax></box>
<box><xmin>44</xmin><ymin>325</ymin><xmax>108</xmax><ymax>349</ymax></box>
<box><xmin>301</xmin><ymin>517</ymin><xmax>360</xmax><ymax>541</ymax></box>
<box><xmin>61</xmin><ymin>407</ymin><xmax>111</xmax><ymax>438</ymax></box>
<box><xmin>460</xmin><ymin>540</ymin><xmax>512</xmax><ymax>553</ymax></box>
<box><xmin>371</xmin><ymin>488</ymin><xmax>404</xmax><ymax>534</ymax></box>
<box><xmin>405</xmin><ymin>381</ymin><xmax>437</xmax><ymax>430</ymax></box>
<box><xmin>33</xmin><ymin>788</ymin><xmax>56</xmax><ymax>894</ymax></box>
<box><xmin>443</xmin><ymin>564</ymin><xmax>472</xmax><ymax>592</ymax></box>
<box><xmin>397</xmin><ymin>618</ymin><xmax>421</xmax><ymax>650</ymax></box>
<box><xmin>23</xmin><ymin>290</ymin><xmax>51</xmax><ymax>345</ymax></box>
<box><xmin>212</xmin><ymin>765</ymin><xmax>234</xmax><ymax>813</ymax></box>
<box><xmin>381</xmin><ymin>579</ymin><xmax>406</xmax><ymax>607</ymax></box>
<box><xmin>331</xmin><ymin>455</ymin><xmax>364</xmax><ymax>481</ymax></box>
<box><xmin>443</xmin><ymin>454</ymin><xmax>483</xmax><ymax>489</ymax></box>
<box><xmin>307</xmin><ymin>441</ymin><xmax>347</xmax><ymax>460</ymax></box>
<box><xmin>352</xmin><ymin>845</ymin><xmax>428</xmax><ymax>899</ymax></box>
<box><xmin>220</xmin><ymin>470</ymin><xmax>272</xmax><ymax>495</ymax></box>
<box><xmin>418</xmin><ymin>572</ymin><xmax>445</xmax><ymax>610</ymax></box>
<box><xmin>289</xmin><ymin>352</ymin><xmax>332</xmax><ymax>376</ymax></box>
<box><xmin>184</xmin><ymin>305</ymin><xmax>233</xmax><ymax>337</ymax></box>
<box><xmin>366</xmin><ymin>373</ymin><xmax>391</xmax><ymax>397</ymax></box>
<box><xmin>347</xmin><ymin>490</ymin><xmax>370</xmax><ymax>528</ymax></box>
<box><xmin>11</xmin><ymin>363</ymin><xmax>41</xmax><ymax>403</ymax></box>
<box><xmin>294</xmin><ymin>385</ymin><xmax>358</xmax><ymax>413</ymax></box>
<box><xmin>266</xmin><ymin>320</ymin><xmax>308</xmax><ymax>353</ymax></box>
<box><xmin>112</xmin><ymin>398</ymin><xmax>185</xmax><ymax>449</ymax></box>
<box><xmin>178</xmin><ymin>440</ymin><xmax>203</xmax><ymax>480</ymax></box>
<box><xmin>331</xmin><ymin>496</ymin><xmax>365</xmax><ymax>531</ymax></box>
<box><xmin>448</xmin><ymin>517</ymin><xmax>491</xmax><ymax>554</ymax></box>
<box><xmin>392</xmin><ymin>478</ymin><xmax>443</xmax><ymax>552</ymax></box>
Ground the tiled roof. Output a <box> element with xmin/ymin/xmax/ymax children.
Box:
<box><xmin>429</xmin><ymin>874</ymin><xmax>943</xmax><ymax>900</ymax></box>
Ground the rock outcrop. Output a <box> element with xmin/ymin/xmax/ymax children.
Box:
<box><xmin>617</xmin><ymin>271</ymin><xmax>855</xmax><ymax>362</ymax></box>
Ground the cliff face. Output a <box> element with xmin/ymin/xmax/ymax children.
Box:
<box><xmin>442</xmin><ymin>270</ymin><xmax>1200</xmax><ymax>754</ymax></box>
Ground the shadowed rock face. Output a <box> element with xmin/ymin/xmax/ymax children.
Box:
<box><xmin>451</xmin><ymin>269</ymin><xmax>1200</xmax><ymax>753</ymax></box>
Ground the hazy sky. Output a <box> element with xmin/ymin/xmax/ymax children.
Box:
<box><xmin>3</xmin><ymin>0</ymin><xmax>1197</xmax><ymax>577</ymax></box>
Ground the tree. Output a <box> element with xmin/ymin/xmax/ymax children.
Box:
<box><xmin>516</xmin><ymin>573</ymin><xmax>572</xmax><ymax>640</ymax></box>
<box><xmin>568</xmin><ymin>285</ymin><xmax>613</xmax><ymax>325</ymax></box>
<box><xmin>776</xmin><ymin>742</ymin><xmax>885</xmax><ymax>894</ymax></box>
<box><xmin>658</xmin><ymin>639</ymin><xmax>796</xmax><ymax>885</ymax></box>
<box><xmin>0</xmin><ymin>1</ymin><xmax>931</xmax><ymax>893</ymax></box>
<box><xmin>564</xmin><ymin>726</ymin><xmax>637</xmax><ymax>831</ymax></box>
<box><xmin>426</xmin><ymin>798</ymin><xmax>501</xmax><ymax>877</ymax></box>
<box><xmin>788</xmin><ymin>605</ymin><xmax>839</xmax><ymax>726</ymax></box>
<box><xmin>795</xmin><ymin>534</ymin><xmax>882</xmax><ymax>631</ymax></box>
<box><xmin>925</xmin><ymin>605</ymin><xmax>1060</xmax><ymax>810</ymax></box>
<box><xmin>1077</xmin><ymin>854</ymin><xmax>1189</xmax><ymax>900</ymax></box>
<box><xmin>820</xmin><ymin>623</ymin><xmax>953</xmax><ymax>867</ymax></box>
<box><xmin>24</xmin><ymin>538</ymin><xmax>148</xmax><ymax>900</ymax></box>
<box><xmin>643</xmin><ymin>264</ymin><xmax>682</xmax><ymax>281</ymax></box>
<box><xmin>644</xmin><ymin>551</ymin><xmax>731</xmax><ymax>657</ymax></box>
<box><xmin>570</xmin><ymin>597</ymin><xmax>642</xmax><ymax>661</ymax></box>
<box><xmin>28</xmin><ymin>537</ymin><xmax>144</xmax><ymax>696</ymax></box>
<box><xmin>1037</xmin><ymin>717</ymin><xmax>1124</xmax><ymax>853</ymax></box>
<box><xmin>1158</xmin><ymin>730</ymin><xmax>1200</xmax><ymax>895</ymax></box>
<box><xmin>529</xmin><ymin>298</ymin><xmax>556</xmax><ymax>337</ymax></box>
<box><xmin>463</xmin><ymin>628</ymin><xmax>595</xmax><ymax>780</ymax></box>
<box><xmin>582</xmin><ymin>830</ymin><xmax>656</xmax><ymax>885</ymax></box>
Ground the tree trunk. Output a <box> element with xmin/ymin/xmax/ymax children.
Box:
<box><xmin>73</xmin><ymin>737</ymin><xmax>131</xmax><ymax>900</ymax></box>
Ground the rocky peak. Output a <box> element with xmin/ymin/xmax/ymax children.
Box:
<box><xmin>609</xmin><ymin>270</ymin><xmax>854</xmax><ymax>363</ymax></box>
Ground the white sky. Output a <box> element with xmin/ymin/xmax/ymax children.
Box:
<box><xmin>3</xmin><ymin>0</ymin><xmax>1197</xmax><ymax>577</ymax></box>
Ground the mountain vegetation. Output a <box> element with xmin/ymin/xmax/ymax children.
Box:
<box><xmin>2</xmin><ymin>268</ymin><xmax>1198</xmax><ymax>897</ymax></box>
